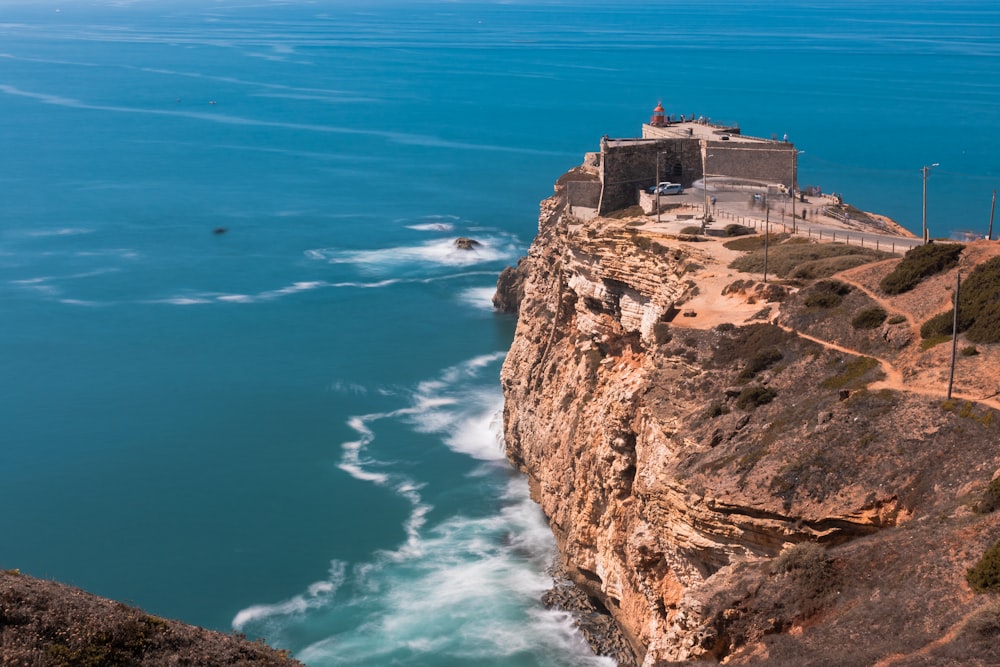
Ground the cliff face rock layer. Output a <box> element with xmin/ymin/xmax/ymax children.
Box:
<box><xmin>499</xmin><ymin>183</ymin><xmax>1000</xmax><ymax>665</ymax></box>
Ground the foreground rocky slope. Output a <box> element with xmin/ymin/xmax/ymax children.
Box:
<box><xmin>497</xmin><ymin>178</ymin><xmax>1000</xmax><ymax>665</ymax></box>
<box><xmin>0</xmin><ymin>570</ymin><xmax>302</xmax><ymax>667</ymax></box>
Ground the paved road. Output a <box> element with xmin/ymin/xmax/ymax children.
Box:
<box><xmin>674</xmin><ymin>182</ymin><xmax>923</xmax><ymax>253</ymax></box>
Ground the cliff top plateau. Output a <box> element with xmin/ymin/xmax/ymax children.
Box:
<box><xmin>496</xmin><ymin>160</ymin><xmax>1000</xmax><ymax>666</ymax></box>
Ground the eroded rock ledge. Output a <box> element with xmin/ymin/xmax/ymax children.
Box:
<box><xmin>498</xmin><ymin>178</ymin><xmax>1000</xmax><ymax>665</ymax></box>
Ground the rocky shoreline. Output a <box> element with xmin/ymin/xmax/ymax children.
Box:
<box><xmin>542</xmin><ymin>564</ymin><xmax>637</xmax><ymax>666</ymax></box>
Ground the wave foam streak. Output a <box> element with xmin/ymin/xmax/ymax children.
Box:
<box><xmin>233</xmin><ymin>354</ymin><xmax>613</xmax><ymax>667</ymax></box>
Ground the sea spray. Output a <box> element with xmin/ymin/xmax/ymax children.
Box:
<box><xmin>233</xmin><ymin>354</ymin><xmax>613</xmax><ymax>666</ymax></box>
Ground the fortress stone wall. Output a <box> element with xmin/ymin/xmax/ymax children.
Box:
<box><xmin>596</xmin><ymin>124</ymin><xmax>797</xmax><ymax>215</ymax></box>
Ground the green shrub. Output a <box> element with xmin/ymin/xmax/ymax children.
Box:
<box><xmin>962</xmin><ymin>345</ymin><xmax>980</xmax><ymax>357</ymax></box>
<box><xmin>919</xmin><ymin>256</ymin><xmax>1000</xmax><ymax>343</ymax></box>
<box><xmin>804</xmin><ymin>279</ymin><xmax>852</xmax><ymax>309</ymax></box>
<box><xmin>879</xmin><ymin>242</ymin><xmax>963</xmax><ymax>295</ymax></box>
<box><xmin>680</xmin><ymin>225</ymin><xmax>703</xmax><ymax>235</ymax></box>
<box><xmin>772</xmin><ymin>542</ymin><xmax>827</xmax><ymax>575</ymax></box>
<box><xmin>735</xmin><ymin>385</ymin><xmax>777</xmax><ymax>409</ymax></box>
<box><xmin>715</xmin><ymin>322</ymin><xmax>736</xmax><ymax>333</ymax></box>
<box><xmin>976</xmin><ymin>477</ymin><xmax>1000</xmax><ymax>514</ymax></box>
<box><xmin>887</xmin><ymin>314</ymin><xmax>907</xmax><ymax>325</ymax></box>
<box><xmin>788</xmin><ymin>254</ymin><xmax>885</xmax><ymax>280</ymax></box>
<box><xmin>737</xmin><ymin>347</ymin><xmax>784</xmax><ymax>381</ymax></box>
<box><xmin>820</xmin><ymin>356</ymin><xmax>882</xmax><ymax>390</ymax></box>
<box><xmin>729</xmin><ymin>242</ymin><xmax>886</xmax><ymax>278</ymax></box>
<box><xmin>805</xmin><ymin>292</ymin><xmax>843</xmax><ymax>308</ymax></box>
<box><xmin>723</xmin><ymin>233</ymin><xmax>788</xmax><ymax>252</ymax></box>
<box><xmin>967</xmin><ymin>539</ymin><xmax>1000</xmax><ymax>593</ymax></box>
<box><xmin>704</xmin><ymin>402</ymin><xmax>730</xmax><ymax>419</ymax></box>
<box><xmin>653</xmin><ymin>322</ymin><xmax>673</xmax><ymax>345</ymax></box>
<box><xmin>852</xmin><ymin>306</ymin><xmax>887</xmax><ymax>330</ymax></box>
<box><xmin>921</xmin><ymin>311</ymin><xmax>954</xmax><ymax>339</ymax></box>
<box><xmin>723</xmin><ymin>224</ymin><xmax>754</xmax><ymax>237</ymax></box>
<box><xmin>814</xmin><ymin>279</ymin><xmax>853</xmax><ymax>296</ymax></box>
<box><xmin>921</xmin><ymin>334</ymin><xmax>951</xmax><ymax>350</ymax></box>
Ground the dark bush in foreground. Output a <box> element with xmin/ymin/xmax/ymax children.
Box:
<box><xmin>975</xmin><ymin>477</ymin><xmax>1000</xmax><ymax>514</ymax></box>
<box><xmin>852</xmin><ymin>306</ymin><xmax>887</xmax><ymax>330</ymax></box>
<box><xmin>879</xmin><ymin>242</ymin><xmax>963</xmax><ymax>295</ymax></box>
<box><xmin>736</xmin><ymin>385</ymin><xmax>777</xmax><ymax>409</ymax></box>
<box><xmin>920</xmin><ymin>256</ymin><xmax>1000</xmax><ymax>342</ymax></box>
<box><xmin>967</xmin><ymin>539</ymin><xmax>1000</xmax><ymax>593</ymax></box>
<box><xmin>804</xmin><ymin>279</ymin><xmax>852</xmax><ymax>308</ymax></box>
<box><xmin>653</xmin><ymin>322</ymin><xmax>673</xmax><ymax>345</ymax></box>
<box><xmin>723</xmin><ymin>233</ymin><xmax>789</xmax><ymax>252</ymax></box>
<box><xmin>737</xmin><ymin>347</ymin><xmax>783</xmax><ymax>381</ymax></box>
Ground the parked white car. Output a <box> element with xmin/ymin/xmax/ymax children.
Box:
<box><xmin>647</xmin><ymin>182</ymin><xmax>683</xmax><ymax>195</ymax></box>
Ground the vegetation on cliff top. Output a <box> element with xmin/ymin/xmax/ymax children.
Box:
<box><xmin>879</xmin><ymin>242</ymin><xmax>963</xmax><ymax>295</ymax></box>
<box><xmin>727</xmin><ymin>238</ymin><xmax>889</xmax><ymax>280</ymax></box>
<box><xmin>920</xmin><ymin>256</ymin><xmax>1000</xmax><ymax>343</ymax></box>
<box><xmin>967</xmin><ymin>539</ymin><xmax>1000</xmax><ymax>593</ymax></box>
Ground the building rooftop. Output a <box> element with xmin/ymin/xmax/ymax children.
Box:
<box><xmin>641</xmin><ymin>120</ymin><xmax>784</xmax><ymax>145</ymax></box>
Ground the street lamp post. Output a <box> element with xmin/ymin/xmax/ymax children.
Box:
<box><xmin>922</xmin><ymin>163</ymin><xmax>939</xmax><ymax>244</ymax></box>
<box><xmin>701</xmin><ymin>142</ymin><xmax>713</xmax><ymax>234</ymax></box>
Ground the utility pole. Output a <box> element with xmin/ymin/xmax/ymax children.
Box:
<box><xmin>791</xmin><ymin>149</ymin><xmax>798</xmax><ymax>234</ymax></box>
<box><xmin>989</xmin><ymin>188</ymin><xmax>996</xmax><ymax>241</ymax></box>
<box><xmin>763</xmin><ymin>197</ymin><xmax>770</xmax><ymax>283</ymax></box>
<box><xmin>947</xmin><ymin>271</ymin><xmax>961</xmax><ymax>399</ymax></box>
<box><xmin>922</xmin><ymin>163</ymin><xmax>939</xmax><ymax>244</ymax></box>
<box><xmin>701</xmin><ymin>140</ymin><xmax>711</xmax><ymax>234</ymax></box>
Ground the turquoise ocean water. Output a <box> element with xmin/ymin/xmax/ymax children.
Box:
<box><xmin>1</xmin><ymin>1</ymin><xmax>998</xmax><ymax>664</ymax></box>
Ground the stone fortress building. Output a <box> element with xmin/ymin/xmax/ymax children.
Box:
<box><xmin>572</xmin><ymin>102</ymin><xmax>800</xmax><ymax>216</ymax></box>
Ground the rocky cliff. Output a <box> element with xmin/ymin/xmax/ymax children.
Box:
<box><xmin>497</xmin><ymin>175</ymin><xmax>1000</xmax><ymax>665</ymax></box>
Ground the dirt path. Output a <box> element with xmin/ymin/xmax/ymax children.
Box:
<box><xmin>667</xmin><ymin>245</ymin><xmax>1000</xmax><ymax>411</ymax></box>
<box><xmin>836</xmin><ymin>258</ymin><xmax>919</xmax><ymax>332</ymax></box>
<box><xmin>780</xmin><ymin>324</ymin><xmax>1000</xmax><ymax>410</ymax></box>
<box><xmin>872</xmin><ymin>605</ymin><xmax>984</xmax><ymax>667</ymax></box>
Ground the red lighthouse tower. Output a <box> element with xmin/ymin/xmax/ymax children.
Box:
<box><xmin>650</xmin><ymin>101</ymin><xmax>666</xmax><ymax>127</ymax></box>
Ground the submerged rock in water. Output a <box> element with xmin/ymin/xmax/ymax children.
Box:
<box><xmin>454</xmin><ymin>237</ymin><xmax>481</xmax><ymax>249</ymax></box>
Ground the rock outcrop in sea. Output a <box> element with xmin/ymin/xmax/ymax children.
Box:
<box><xmin>496</xmin><ymin>166</ymin><xmax>1000</xmax><ymax>665</ymax></box>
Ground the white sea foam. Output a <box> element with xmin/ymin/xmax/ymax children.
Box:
<box><xmin>232</xmin><ymin>561</ymin><xmax>346</xmax><ymax>633</ymax></box>
<box><xmin>58</xmin><ymin>298</ymin><xmax>103</xmax><ymax>307</ymax></box>
<box><xmin>327</xmin><ymin>381</ymin><xmax>368</xmax><ymax>395</ymax></box>
<box><xmin>458</xmin><ymin>285</ymin><xmax>498</xmax><ymax>311</ymax></box>
<box><xmin>291</xmin><ymin>478</ymin><xmax>613</xmax><ymax>666</ymax></box>
<box><xmin>0</xmin><ymin>84</ymin><xmax>571</xmax><ymax>156</ymax></box>
<box><xmin>24</xmin><ymin>227</ymin><xmax>93</xmax><ymax>237</ymax></box>
<box><xmin>406</xmin><ymin>222</ymin><xmax>455</xmax><ymax>232</ymax></box>
<box><xmin>314</xmin><ymin>236</ymin><xmax>518</xmax><ymax>272</ymax></box>
<box><xmin>157</xmin><ymin>273</ymin><xmax>495</xmax><ymax>308</ymax></box>
<box><xmin>233</xmin><ymin>352</ymin><xmax>611</xmax><ymax>666</ymax></box>
<box><xmin>216</xmin><ymin>294</ymin><xmax>254</xmax><ymax>303</ymax></box>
